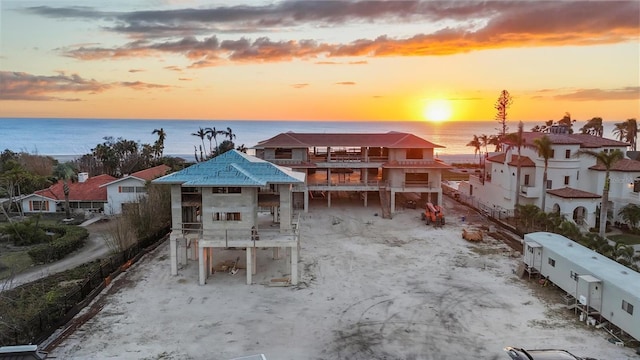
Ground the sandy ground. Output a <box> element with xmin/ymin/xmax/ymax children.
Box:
<box><xmin>47</xmin><ymin>197</ymin><xmax>637</xmax><ymax>360</ymax></box>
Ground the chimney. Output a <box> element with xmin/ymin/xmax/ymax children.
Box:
<box><xmin>78</xmin><ymin>172</ymin><xmax>89</xmax><ymax>183</ymax></box>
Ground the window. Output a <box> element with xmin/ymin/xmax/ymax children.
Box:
<box><xmin>622</xmin><ymin>300</ymin><xmax>634</xmax><ymax>315</ymax></box>
<box><xmin>564</xmin><ymin>176</ymin><xmax>570</xmax><ymax>185</ymax></box>
<box><xmin>550</xmin><ymin>150</ymin><xmax>555</xmax><ymax>159</ymax></box>
<box><xmin>136</xmin><ymin>186</ymin><xmax>147</xmax><ymax>193</ymax></box>
<box><xmin>274</xmin><ymin>148</ymin><xmax>292</xmax><ymax>159</ymax></box>
<box><xmin>524</xmin><ymin>174</ymin><xmax>530</xmax><ymax>186</ymax></box>
<box><xmin>546</xmin><ymin>180</ymin><xmax>552</xmax><ymax>189</ymax></box>
<box><xmin>565</xmin><ymin>149</ymin><xmax>571</xmax><ymax>159</ymax></box>
<box><xmin>119</xmin><ymin>186</ymin><xmax>135</xmax><ymax>193</ymax></box>
<box><xmin>406</xmin><ymin>148</ymin><xmax>423</xmax><ymax>159</ymax></box>
<box><xmin>212</xmin><ymin>187</ymin><xmax>241</xmax><ymax>194</ymax></box>
<box><xmin>548</xmin><ymin>258</ymin><xmax>556</xmax><ymax>267</ymax></box>
<box><xmin>570</xmin><ymin>271</ymin><xmax>579</xmax><ymax>281</ymax></box>
<box><xmin>213</xmin><ymin>212</ymin><xmax>242</xmax><ymax>221</ymax></box>
<box><xmin>576</xmin><ymin>171</ymin><xmax>579</xmax><ymax>181</ymax></box>
<box><xmin>31</xmin><ymin>200</ymin><xmax>48</xmax><ymax>211</ymax></box>
<box><xmin>226</xmin><ymin>212</ymin><xmax>241</xmax><ymax>221</ymax></box>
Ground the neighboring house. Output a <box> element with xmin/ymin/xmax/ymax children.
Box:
<box><xmin>253</xmin><ymin>132</ymin><xmax>450</xmax><ymax>216</ymax></box>
<box><xmin>21</xmin><ymin>173</ymin><xmax>116</xmax><ymax>214</ymax></box>
<box><xmin>459</xmin><ymin>129</ymin><xmax>636</xmax><ymax>229</ymax></box>
<box><xmin>101</xmin><ymin>164</ymin><xmax>171</xmax><ymax>215</ymax></box>
<box><xmin>152</xmin><ymin>150</ymin><xmax>305</xmax><ymax>286</ymax></box>
<box><xmin>523</xmin><ymin>232</ymin><xmax>639</xmax><ymax>343</ymax></box>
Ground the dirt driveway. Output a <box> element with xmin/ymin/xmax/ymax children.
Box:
<box><xmin>4</xmin><ymin>220</ymin><xmax>112</xmax><ymax>290</ymax></box>
<box><xmin>47</xmin><ymin>199</ymin><xmax>637</xmax><ymax>359</ymax></box>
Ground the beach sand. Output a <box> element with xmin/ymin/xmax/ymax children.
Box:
<box><xmin>46</xmin><ymin>196</ymin><xmax>637</xmax><ymax>359</ymax></box>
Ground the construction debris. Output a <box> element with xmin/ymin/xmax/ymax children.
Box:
<box><xmin>462</xmin><ymin>228</ymin><xmax>483</xmax><ymax>242</ymax></box>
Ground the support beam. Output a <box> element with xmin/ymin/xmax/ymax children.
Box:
<box><xmin>291</xmin><ymin>245</ymin><xmax>298</xmax><ymax>285</ymax></box>
<box><xmin>246</xmin><ymin>247</ymin><xmax>253</xmax><ymax>285</ymax></box>
<box><xmin>170</xmin><ymin>236</ymin><xmax>178</xmax><ymax>276</ymax></box>
<box><xmin>304</xmin><ymin>190</ymin><xmax>309</xmax><ymax>213</ymax></box>
<box><xmin>252</xmin><ymin>247</ymin><xmax>257</xmax><ymax>275</ymax></box>
<box><xmin>198</xmin><ymin>245</ymin><xmax>206</xmax><ymax>285</ymax></box>
<box><xmin>390</xmin><ymin>189</ymin><xmax>396</xmax><ymax>214</ymax></box>
<box><xmin>273</xmin><ymin>247</ymin><xmax>280</xmax><ymax>260</ymax></box>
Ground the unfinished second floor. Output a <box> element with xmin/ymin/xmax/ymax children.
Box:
<box><xmin>253</xmin><ymin>132</ymin><xmax>445</xmax><ymax>168</ymax></box>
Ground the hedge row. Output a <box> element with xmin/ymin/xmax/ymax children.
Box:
<box><xmin>27</xmin><ymin>225</ymin><xmax>89</xmax><ymax>264</ymax></box>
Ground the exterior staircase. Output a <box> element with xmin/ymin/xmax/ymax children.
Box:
<box><xmin>378</xmin><ymin>183</ymin><xmax>392</xmax><ymax>219</ymax></box>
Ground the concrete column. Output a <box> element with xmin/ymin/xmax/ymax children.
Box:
<box><xmin>304</xmin><ymin>190</ymin><xmax>309</xmax><ymax>213</ymax></box>
<box><xmin>207</xmin><ymin>248</ymin><xmax>213</xmax><ymax>275</ymax></box>
<box><xmin>390</xmin><ymin>189</ymin><xmax>396</xmax><ymax>214</ymax></box>
<box><xmin>252</xmin><ymin>247</ymin><xmax>257</xmax><ymax>275</ymax></box>
<box><xmin>198</xmin><ymin>245</ymin><xmax>206</xmax><ymax>285</ymax></box>
<box><xmin>246</xmin><ymin>247</ymin><xmax>253</xmax><ymax>285</ymax></box>
<box><xmin>273</xmin><ymin>247</ymin><xmax>280</xmax><ymax>259</ymax></box>
<box><xmin>179</xmin><ymin>238</ymin><xmax>188</xmax><ymax>266</ymax></box>
<box><xmin>328</xmin><ymin>191</ymin><xmax>332</xmax><ymax>208</ymax></box>
<box><xmin>291</xmin><ymin>245</ymin><xmax>298</xmax><ymax>285</ymax></box>
<box><xmin>437</xmin><ymin>191</ymin><xmax>442</xmax><ymax>207</ymax></box>
<box><xmin>278</xmin><ymin>184</ymin><xmax>292</xmax><ymax>231</ymax></box>
<box><xmin>170</xmin><ymin>235</ymin><xmax>178</xmax><ymax>276</ymax></box>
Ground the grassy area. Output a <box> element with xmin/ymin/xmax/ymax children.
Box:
<box><xmin>608</xmin><ymin>233</ymin><xmax>640</xmax><ymax>246</ymax></box>
<box><xmin>442</xmin><ymin>170</ymin><xmax>470</xmax><ymax>181</ymax></box>
<box><xmin>0</xmin><ymin>248</ymin><xmax>34</xmax><ymax>280</ymax></box>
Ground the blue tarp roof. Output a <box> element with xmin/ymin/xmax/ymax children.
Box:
<box><xmin>152</xmin><ymin>150</ymin><xmax>305</xmax><ymax>187</ymax></box>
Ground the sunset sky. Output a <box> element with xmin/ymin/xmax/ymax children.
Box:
<box><xmin>1</xmin><ymin>0</ymin><xmax>638</xmax><ymax>122</ymax></box>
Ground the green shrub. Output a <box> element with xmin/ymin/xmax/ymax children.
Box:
<box><xmin>27</xmin><ymin>225</ymin><xmax>88</xmax><ymax>264</ymax></box>
<box><xmin>0</xmin><ymin>220</ymin><xmax>50</xmax><ymax>246</ymax></box>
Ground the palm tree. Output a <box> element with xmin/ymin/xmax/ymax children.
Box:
<box><xmin>191</xmin><ymin>127</ymin><xmax>207</xmax><ymax>162</ymax></box>
<box><xmin>53</xmin><ymin>162</ymin><xmax>77</xmax><ymax>219</ymax></box>
<box><xmin>578</xmin><ymin>149</ymin><xmax>624</xmax><ymax>238</ymax></box>
<box><xmin>152</xmin><ymin>128</ymin><xmax>166</xmax><ymax>159</ymax></box>
<box><xmin>466</xmin><ymin>135</ymin><xmax>482</xmax><ymax>159</ymax></box>
<box><xmin>205</xmin><ymin>127</ymin><xmax>220</xmax><ymax>155</ymax></box>
<box><xmin>625</xmin><ymin>118</ymin><xmax>638</xmax><ymax>151</ymax></box>
<box><xmin>505</xmin><ymin>121</ymin><xmax>525</xmax><ymax>215</ymax></box>
<box><xmin>618</xmin><ymin>203</ymin><xmax>640</xmax><ymax>230</ymax></box>
<box><xmin>579</xmin><ymin>117</ymin><xmax>603</xmax><ymax>137</ymax></box>
<box><xmin>223</xmin><ymin>127</ymin><xmax>236</xmax><ymax>141</ymax></box>
<box><xmin>479</xmin><ymin>134</ymin><xmax>489</xmax><ymax>155</ymax></box>
<box><xmin>612</xmin><ymin>121</ymin><xmax>627</xmax><ymax>142</ymax></box>
<box><xmin>532</xmin><ymin>135</ymin><xmax>553</xmax><ymax>212</ymax></box>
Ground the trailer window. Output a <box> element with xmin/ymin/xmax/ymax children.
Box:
<box><xmin>622</xmin><ymin>300</ymin><xmax>634</xmax><ymax>315</ymax></box>
<box><xmin>548</xmin><ymin>258</ymin><xmax>556</xmax><ymax>267</ymax></box>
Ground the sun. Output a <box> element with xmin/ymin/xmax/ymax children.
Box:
<box><xmin>423</xmin><ymin>99</ymin><xmax>452</xmax><ymax>122</ymax></box>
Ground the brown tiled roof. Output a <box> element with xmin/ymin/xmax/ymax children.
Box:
<box><xmin>589</xmin><ymin>158</ymin><xmax>640</xmax><ymax>172</ymax></box>
<box><xmin>486</xmin><ymin>153</ymin><xmax>535</xmax><ymax>167</ymax></box>
<box><xmin>254</xmin><ymin>132</ymin><xmax>444</xmax><ymax>149</ymax></box>
<box><xmin>35</xmin><ymin>174</ymin><xmax>116</xmax><ymax>201</ymax></box>
<box><xmin>130</xmin><ymin>165</ymin><xmax>171</xmax><ymax>181</ymax></box>
<box><xmin>512</xmin><ymin>132</ymin><xmax>628</xmax><ymax>148</ymax></box>
<box><xmin>547</xmin><ymin>187</ymin><xmax>601</xmax><ymax>199</ymax></box>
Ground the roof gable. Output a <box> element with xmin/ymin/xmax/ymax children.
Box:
<box><xmin>546</xmin><ymin>187</ymin><xmax>601</xmax><ymax>199</ymax></box>
<box><xmin>254</xmin><ymin>132</ymin><xmax>444</xmax><ymax>149</ymax></box>
<box><xmin>152</xmin><ymin>150</ymin><xmax>305</xmax><ymax>187</ymax></box>
<box><xmin>102</xmin><ymin>165</ymin><xmax>171</xmax><ymax>187</ymax></box>
<box><xmin>589</xmin><ymin>158</ymin><xmax>640</xmax><ymax>172</ymax></box>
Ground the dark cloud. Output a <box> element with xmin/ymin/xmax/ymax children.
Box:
<box><xmin>25</xmin><ymin>1</ymin><xmax>640</xmax><ymax>66</ymax></box>
<box><xmin>164</xmin><ymin>65</ymin><xmax>182</xmax><ymax>72</ymax></box>
<box><xmin>178</xmin><ymin>78</ymin><xmax>192</xmax><ymax>81</ymax></box>
<box><xmin>0</xmin><ymin>71</ymin><xmax>170</xmax><ymax>101</ymax></box>
<box><xmin>129</xmin><ymin>69</ymin><xmax>145</xmax><ymax>73</ymax></box>
<box><xmin>554</xmin><ymin>87</ymin><xmax>640</xmax><ymax>101</ymax></box>
<box><xmin>336</xmin><ymin>81</ymin><xmax>356</xmax><ymax>85</ymax></box>
<box><xmin>291</xmin><ymin>83</ymin><xmax>309</xmax><ymax>88</ymax></box>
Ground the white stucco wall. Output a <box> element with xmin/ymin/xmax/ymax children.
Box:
<box><xmin>104</xmin><ymin>178</ymin><xmax>147</xmax><ymax>215</ymax></box>
<box><xmin>21</xmin><ymin>196</ymin><xmax>56</xmax><ymax>213</ymax></box>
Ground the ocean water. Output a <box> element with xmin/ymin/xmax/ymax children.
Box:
<box><xmin>0</xmin><ymin>118</ymin><xmax>623</xmax><ymax>164</ymax></box>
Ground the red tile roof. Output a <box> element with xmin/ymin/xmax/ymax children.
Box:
<box><xmin>254</xmin><ymin>132</ymin><xmax>444</xmax><ymax>149</ymax></box>
<box><xmin>589</xmin><ymin>158</ymin><xmax>640</xmax><ymax>172</ymax></box>
<box><xmin>512</xmin><ymin>132</ymin><xmax>628</xmax><ymax>148</ymax></box>
<box><xmin>130</xmin><ymin>165</ymin><xmax>171</xmax><ymax>181</ymax></box>
<box><xmin>547</xmin><ymin>187</ymin><xmax>601</xmax><ymax>199</ymax></box>
<box><xmin>486</xmin><ymin>153</ymin><xmax>535</xmax><ymax>167</ymax></box>
<box><xmin>35</xmin><ymin>174</ymin><xmax>116</xmax><ymax>201</ymax></box>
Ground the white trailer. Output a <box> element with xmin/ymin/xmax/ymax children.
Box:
<box><xmin>523</xmin><ymin>232</ymin><xmax>639</xmax><ymax>342</ymax></box>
